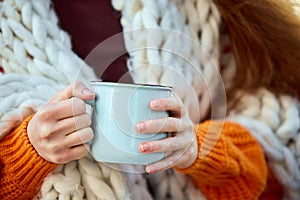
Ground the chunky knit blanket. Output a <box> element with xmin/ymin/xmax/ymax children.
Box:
<box><xmin>1</xmin><ymin>0</ymin><xmax>300</xmax><ymax>199</ymax></box>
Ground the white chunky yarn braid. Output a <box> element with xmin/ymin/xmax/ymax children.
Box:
<box><xmin>219</xmin><ymin>16</ymin><xmax>300</xmax><ymax>198</ymax></box>
<box><xmin>227</xmin><ymin>89</ymin><xmax>300</xmax><ymax>200</ymax></box>
<box><xmin>112</xmin><ymin>0</ymin><xmax>223</xmax><ymax>122</ymax></box>
<box><xmin>217</xmin><ymin>14</ymin><xmax>300</xmax><ymax>198</ymax></box>
<box><xmin>0</xmin><ymin>73</ymin><xmax>64</xmax><ymax>139</ymax></box>
<box><xmin>0</xmin><ymin>0</ymin><xmax>216</xmax><ymax>199</ymax></box>
<box><xmin>112</xmin><ymin>0</ymin><xmax>221</xmax><ymax>199</ymax></box>
<box><xmin>1</xmin><ymin>0</ymin><xmax>300</xmax><ymax>199</ymax></box>
<box><xmin>0</xmin><ymin>1</ymin><xmax>149</xmax><ymax>199</ymax></box>
<box><xmin>37</xmin><ymin>157</ymin><xmax>132</xmax><ymax>200</ymax></box>
<box><xmin>0</xmin><ymin>0</ymin><xmax>96</xmax><ymax>83</ymax></box>
<box><xmin>114</xmin><ymin>0</ymin><xmax>300</xmax><ymax>199</ymax></box>
<box><xmin>0</xmin><ymin>0</ymin><xmax>97</xmax><ymax>138</ymax></box>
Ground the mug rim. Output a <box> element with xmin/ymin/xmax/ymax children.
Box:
<box><xmin>90</xmin><ymin>81</ymin><xmax>173</xmax><ymax>90</ymax></box>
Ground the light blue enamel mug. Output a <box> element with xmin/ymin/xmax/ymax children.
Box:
<box><xmin>87</xmin><ymin>81</ymin><xmax>172</xmax><ymax>165</ymax></box>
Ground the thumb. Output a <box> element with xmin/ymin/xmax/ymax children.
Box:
<box><xmin>48</xmin><ymin>82</ymin><xmax>95</xmax><ymax>103</ymax></box>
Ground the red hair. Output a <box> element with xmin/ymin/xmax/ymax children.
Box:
<box><xmin>213</xmin><ymin>0</ymin><xmax>300</xmax><ymax>99</ymax></box>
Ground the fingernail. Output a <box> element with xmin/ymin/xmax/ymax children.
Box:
<box><xmin>145</xmin><ymin>166</ymin><xmax>152</xmax><ymax>173</ymax></box>
<box><xmin>140</xmin><ymin>143</ymin><xmax>150</xmax><ymax>152</ymax></box>
<box><xmin>137</xmin><ymin>122</ymin><xmax>147</xmax><ymax>132</ymax></box>
<box><xmin>151</xmin><ymin>100</ymin><xmax>160</xmax><ymax>108</ymax></box>
<box><xmin>82</xmin><ymin>88</ymin><xmax>94</xmax><ymax>96</ymax></box>
<box><xmin>145</xmin><ymin>166</ymin><xmax>156</xmax><ymax>174</ymax></box>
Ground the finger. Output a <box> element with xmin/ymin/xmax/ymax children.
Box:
<box><xmin>53</xmin><ymin>113</ymin><xmax>92</xmax><ymax>135</ymax></box>
<box><xmin>139</xmin><ymin>134</ymin><xmax>195</xmax><ymax>154</ymax></box>
<box><xmin>150</xmin><ymin>97</ymin><xmax>185</xmax><ymax>116</ymax></box>
<box><xmin>145</xmin><ymin>150</ymin><xmax>183</xmax><ymax>174</ymax></box>
<box><xmin>65</xmin><ymin>127</ymin><xmax>94</xmax><ymax>148</ymax></box>
<box><xmin>136</xmin><ymin>117</ymin><xmax>185</xmax><ymax>134</ymax></box>
<box><xmin>41</xmin><ymin>97</ymin><xmax>87</xmax><ymax>120</ymax></box>
<box><xmin>48</xmin><ymin>82</ymin><xmax>95</xmax><ymax>103</ymax></box>
<box><xmin>55</xmin><ymin>144</ymin><xmax>90</xmax><ymax>164</ymax></box>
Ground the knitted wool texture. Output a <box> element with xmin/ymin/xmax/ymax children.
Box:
<box><xmin>0</xmin><ymin>115</ymin><xmax>58</xmax><ymax>199</ymax></box>
<box><xmin>0</xmin><ymin>0</ymin><xmax>300</xmax><ymax>199</ymax></box>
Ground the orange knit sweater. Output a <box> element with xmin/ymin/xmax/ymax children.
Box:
<box><xmin>0</xmin><ymin>117</ymin><xmax>283</xmax><ymax>199</ymax></box>
<box><xmin>0</xmin><ymin>116</ymin><xmax>57</xmax><ymax>200</ymax></box>
<box><xmin>175</xmin><ymin>121</ymin><xmax>283</xmax><ymax>200</ymax></box>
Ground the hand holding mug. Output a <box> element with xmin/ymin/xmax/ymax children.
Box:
<box><xmin>136</xmin><ymin>97</ymin><xmax>198</xmax><ymax>174</ymax></box>
<box><xmin>27</xmin><ymin>82</ymin><xmax>95</xmax><ymax>164</ymax></box>
<box><xmin>88</xmin><ymin>82</ymin><xmax>172</xmax><ymax>165</ymax></box>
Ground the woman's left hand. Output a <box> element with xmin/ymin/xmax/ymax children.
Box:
<box><xmin>136</xmin><ymin>97</ymin><xmax>198</xmax><ymax>174</ymax></box>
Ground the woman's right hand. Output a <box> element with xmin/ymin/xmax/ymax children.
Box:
<box><xmin>27</xmin><ymin>82</ymin><xmax>95</xmax><ymax>164</ymax></box>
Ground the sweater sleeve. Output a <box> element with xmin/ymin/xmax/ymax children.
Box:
<box><xmin>175</xmin><ymin>120</ymin><xmax>268</xmax><ymax>200</ymax></box>
<box><xmin>0</xmin><ymin>115</ymin><xmax>57</xmax><ymax>200</ymax></box>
